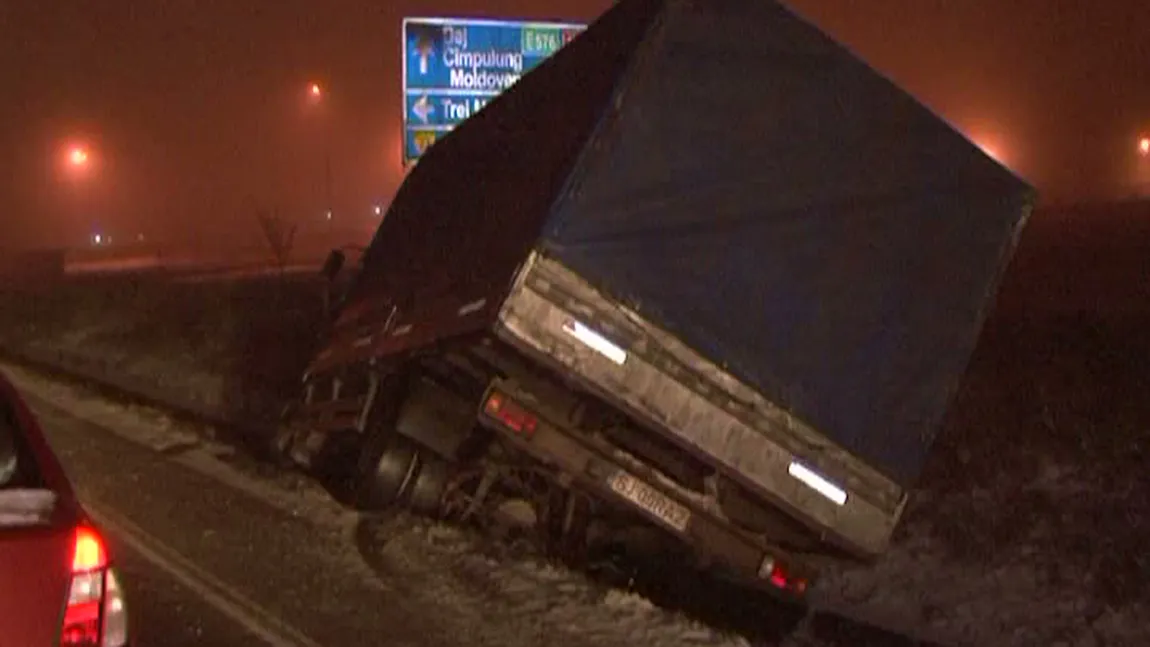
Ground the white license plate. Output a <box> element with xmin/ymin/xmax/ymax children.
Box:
<box><xmin>608</xmin><ymin>471</ymin><xmax>691</xmax><ymax>533</ymax></box>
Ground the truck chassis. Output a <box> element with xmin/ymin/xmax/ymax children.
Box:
<box><xmin>277</xmin><ymin>252</ymin><xmax>909</xmax><ymax>598</ymax></box>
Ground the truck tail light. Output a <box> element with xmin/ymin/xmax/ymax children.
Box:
<box><xmin>483</xmin><ymin>392</ymin><xmax>539</xmax><ymax>437</ymax></box>
<box><xmin>759</xmin><ymin>554</ymin><xmax>809</xmax><ymax>596</ymax></box>
<box><xmin>769</xmin><ymin>563</ymin><xmax>808</xmax><ymax>595</ymax></box>
<box><xmin>62</xmin><ymin>525</ymin><xmax>128</xmax><ymax>647</ymax></box>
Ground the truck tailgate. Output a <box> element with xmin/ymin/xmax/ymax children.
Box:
<box><xmin>496</xmin><ymin>251</ymin><xmax>906</xmax><ymax>558</ymax></box>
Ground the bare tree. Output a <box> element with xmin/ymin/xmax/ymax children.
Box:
<box><xmin>256</xmin><ymin>207</ymin><xmax>298</xmax><ymax>274</ymax></box>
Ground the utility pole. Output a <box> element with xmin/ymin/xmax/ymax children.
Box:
<box><xmin>308</xmin><ymin>81</ymin><xmax>336</xmax><ymax>237</ymax></box>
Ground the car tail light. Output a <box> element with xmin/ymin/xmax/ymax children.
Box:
<box><xmin>62</xmin><ymin>526</ymin><xmax>129</xmax><ymax>647</ymax></box>
<box><xmin>483</xmin><ymin>392</ymin><xmax>539</xmax><ymax>438</ymax></box>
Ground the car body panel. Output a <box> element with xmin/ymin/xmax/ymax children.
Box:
<box><xmin>0</xmin><ymin>370</ymin><xmax>109</xmax><ymax>646</ymax></box>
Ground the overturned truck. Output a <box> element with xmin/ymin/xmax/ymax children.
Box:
<box><xmin>279</xmin><ymin>0</ymin><xmax>1034</xmax><ymax>596</ymax></box>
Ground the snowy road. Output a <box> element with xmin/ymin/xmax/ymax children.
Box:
<box><xmin>4</xmin><ymin>363</ymin><xmax>943</xmax><ymax>647</ymax></box>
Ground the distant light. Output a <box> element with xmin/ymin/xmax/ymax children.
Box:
<box><xmin>966</xmin><ymin>129</ymin><xmax>1006</xmax><ymax>165</ymax></box>
<box><xmin>92</xmin><ymin>233</ymin><xmax>103</xmax><ymax>245</ymax></box>
<box><xmin>1140</xmin><ymin>137</ymin><xmax>1150</xmax><ymax>156</ymax></box>
<box><xmin>325</xmin><ymin>210</ymin><xmax>333</xmax><ymax>221</ymax></box>
<box><xmin>978</xmin><ymin>142</ymin><xmax>1002</xmax><ymax>162</ymax></box>
<box><xmin>372</xmin><ymin>205</ymin><xmax>382</xmax><ymax>216</ymax></box>
<box><xmin>69</xmin><ymin>147</ymin><xmax>89</xmax><ymax>167</ymax></box>
<box><xmin>309</xmin><ymin>82</ymin><xmax>322</xmax><ymax>98</ymax></box>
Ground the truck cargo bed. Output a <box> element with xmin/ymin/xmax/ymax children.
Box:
<box><xmin>497</xmin><ymin>251</ymin><xmax>905</xmax><ymax>557</ymax></box>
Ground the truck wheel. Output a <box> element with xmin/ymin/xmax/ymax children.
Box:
<box><xmin>407</xmin><ymin>453</ymin><xmax>450</xmax><ymax>514</ymax></box>
<box><xmin>354</xmin><ymin>433</ymin><xmax>420</xmax><ymax>510</ymax></box>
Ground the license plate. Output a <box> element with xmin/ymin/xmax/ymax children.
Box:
<box><xmin>608</xmin><ymin>471</ymin><xmax>691</xmax><ymax>533</ymax></box>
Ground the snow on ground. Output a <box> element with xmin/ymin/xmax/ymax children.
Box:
<box><xmin>2</xmin><ymin>363</ymin><xmax>348</xmax><ymax>526</ymax></box>
<box><xmin>1</xmin><ymin>361</ymin><xmax>785</xmax><ymax>647</ymax></box>
<box><xmin>0</xmin><ymin>274</ymin><xmax>323</xmax><ymax>425</ymax></box>
<box><xmin>807</xmin><ymin>315</ymin><xmax>1150</xmax><ymax>647</ymax></box>
<box><xmin>816</xmin><ymin>509</ymin><xmax>1149</xmax><ymax>646</ymax></box>
<box><xmin>3</xmin><ymin>269</ymin><xmax>1150</xmax><ymax>645</ymax></box>
<box><xmin>361</xmin><ymin>515</ymin><xmax>760</xmax><ymax>647</ymax></box>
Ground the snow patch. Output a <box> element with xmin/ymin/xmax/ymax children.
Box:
<box><xmin>810</xmin><ymin>466</ymin><xmax>1150</xmax><ymax>646</ymax></box>
<box><xmin>0</xmin><ymin>362</ymin><xmax>353</xmax><ymax>529</ymax></box>
<box><xmin>367</xmin><ymin>515</ymin><xmax>752</xmax><ymax>647</ymax></box>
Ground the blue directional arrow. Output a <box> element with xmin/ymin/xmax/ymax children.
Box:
<box><xmin>412</xmin><ymin>94</ymin><xmax>434</xmax><ymax>124</ymax></box>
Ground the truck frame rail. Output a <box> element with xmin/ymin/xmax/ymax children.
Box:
<box><xmin>478</xmin><ymin>379</ymin><xmax>813</xmax><ymax>594</ymax></box>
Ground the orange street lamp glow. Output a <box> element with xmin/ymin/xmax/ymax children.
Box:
<box><xmin>976</xmin><ymin>140</ymin><xmax>1001</xmax><ymax>162</ymax></box>
<box><xmin>309</xmin><ymin>82</ymin><xmax>322</xmax><ymax>98</ymax></box>
<box><xmin>69</xmin><ymin>147</ymin><xmax>89</xmax><ymax>166</ymax></box>
<box><xmin>1139</xmin><ymin>137</ymin><xmax>1150</xmax><ymax>156</ymax></box>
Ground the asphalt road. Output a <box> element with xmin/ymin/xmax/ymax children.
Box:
<box><xmin>10</xmin><ymin>369</ymin><xmax>947</xmax><ymax>647</ymax></box>
<box><xmin>25</xmin><ymin>392</ymin><xmax>436</xmax><ymax>647</ymax></box>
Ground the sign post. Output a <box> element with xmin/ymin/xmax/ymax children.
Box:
<box><xmin>402</xmin><ymin>17</ymin><xmax>586</xmax><ymax>166</ymax></box>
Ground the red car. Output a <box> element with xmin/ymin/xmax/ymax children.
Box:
<box><xmin>0</xmin><ymin>371</ymin><xmax>131</xmax><ymax>646</ymax></box>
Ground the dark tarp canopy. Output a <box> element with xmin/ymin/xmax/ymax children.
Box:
<box><xmin>358</xmin><ymin>0</ymin><xmax>1035</xmax><ymax>488</ymax></box>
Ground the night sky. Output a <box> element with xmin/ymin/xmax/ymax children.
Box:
<box><xmin>1</xmin><ymin>0</ymin><xmax>1147</xmax><ymax>248</ymax></box>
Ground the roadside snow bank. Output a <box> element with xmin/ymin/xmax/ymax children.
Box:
<box><xmin>0</xmin><ymin>274</ymin><xmax>324</xmax><ymax>428</ymax></box>
<box><xmin>813</xmin><ymin>315</ymin><xmax>1150</xmax><ymax>646</ymax></box>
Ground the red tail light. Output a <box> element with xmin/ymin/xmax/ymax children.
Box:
<box><xmin>759</xmin><ymin>554</ymin><xmax>808</xmax><ymax>595</ymax></box>
<box><xmin>62</xmin><ymin>525</ymin><xmax>129</xmax><ymax>647</ymax></box>
<box><xmin>484</xmin><ymin>392</ymin><xmax>539</xmax><ymax>437</ymax></box>
<box><xmin>73</xmin><ymin>527</ymin><xmax>107</xmax><ymax>572</ymax></box>
<box><xmin>767</xmin><ymin>560</ymin><xmax>808</xmax><ymax>595</ymax></box>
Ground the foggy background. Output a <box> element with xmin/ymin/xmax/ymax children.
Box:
<box><xmin>1</xmin><ymin>0</ymin><xmax>1148</xmax><ymax>249</ymax></box>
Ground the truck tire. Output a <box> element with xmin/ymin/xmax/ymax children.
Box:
<box><xmin>354</xmin><ymin>432</ymin><xmax>420</xmax><ymax>510</ymax></box>
<box><xmin>353</xmin><ymin>430</ymin><xmax>451</xmax><ymax>514</ymax></box>
<box><xmin>407</xmin><ymin>453</ymin><xmax>450</xmax><ymax>514</ymax></box>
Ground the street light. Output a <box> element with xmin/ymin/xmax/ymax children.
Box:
<box><xmin>307</xmin><ymin>82</ymin><xmax>323</xmax><ymax>105</ymax></box>
<box><xmin>1139</xmin><ymin>136</ymin><xmax>1150</xmax><ymax>157</ymax></box>
<box><xmin>976</xmin><ymin>139</ymin><xmax>1002</xmax><ymax>163</ymax></box>
<box><xmin>62</xmin><ymin>142</ymin><xmax>99</xmax><ymax>246</ymax></box>
<box><xmin>69</xmin><ymin>147</ymin><xmax>89</xmax><ymax>167</ymax></box>
<box><xmin>64</xmin><ymin>144</ymin><xmax>94</xmax><ymax>178</ymax></box>
<box><xmin>305</xmin><ymin>81</ymin><xmax>333</xmax><ymax>232</ymax></box>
